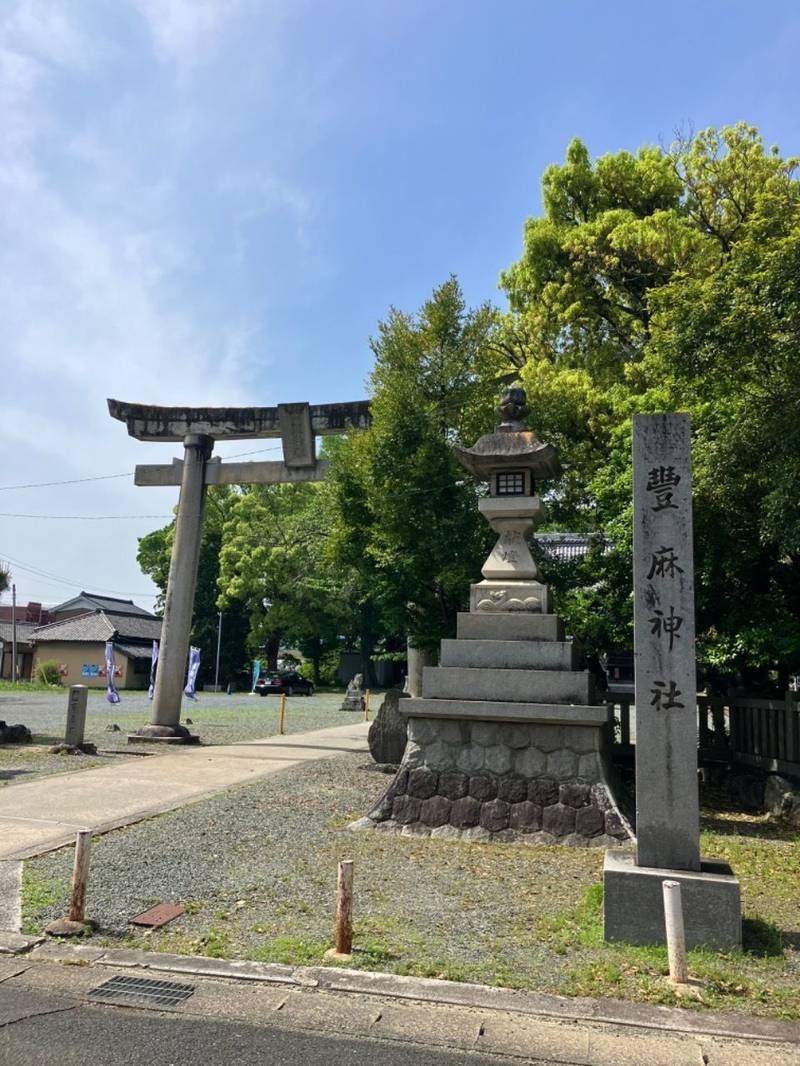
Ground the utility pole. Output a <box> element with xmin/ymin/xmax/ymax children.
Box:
<box><xmin>11</xmin><ymin>583</ymin><xmax>17</xmax><ymax>685</ymax></box>
<box><xmin>214</xmin><ymin>611</ymin><xmax>223</xmax><ymax>692</ymax></box>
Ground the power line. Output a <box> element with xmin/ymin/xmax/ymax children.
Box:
<box><xmin>0</xmin><ymin>472</ymin><xmax>132</xmax><ymax>491</ymax></box>
<box><xmin>0</xmin><ymin>513</ymin><xmax>175</xmax><ymax>521</ymax></box>
<box><xmin>1</xmin><ymin>553</ymin><xmax>158</xmax><ymax>598</ymax></box>
<box><xmin>0</xmin><ymin>444</ymin><xmax>285</xmax><ymax>492</ymax></box>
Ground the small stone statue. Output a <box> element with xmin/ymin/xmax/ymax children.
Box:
<box><xmin>340</xmin><ymin>672</ymin><xmax>365</xmax><ymax>712</ymax></box>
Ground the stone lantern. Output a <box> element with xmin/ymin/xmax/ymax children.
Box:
<box><xmin>453</xmin><ymin>384</ymin><xmax>561</xmax><ymax>614</ymax></box>
<box><xmin>355</xmin><ymin>383</ymin><xmax>633</xmax><ymax>849</ymax></box>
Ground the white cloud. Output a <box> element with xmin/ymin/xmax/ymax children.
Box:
<box><xmin>0</xmin><ymin>0</ymin><xmax>330</xmax><ymax>606</ymax></box>
<box><xmin>218</xmin><ymin>168</ymin><xmax>315</xmax><ymax>249</ymax></box>
<box><xmin>4</xmin><ymin>0</ymin><xmax>100</xmax><ymax>73</ymax></box>
<box><xmin>0</xmin><ymin>2</ymin><xmax>267</xmax><ymax>605</ymax></box>
<box><xmin>131</xmin><ymin>0</ymin><xmax>243</xmax><ymax>69</ymax></box>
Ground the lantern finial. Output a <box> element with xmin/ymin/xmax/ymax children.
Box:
<box><xmin>496</xmin><ymin>383</ymin><xmax>529</xmax><ymax>431</ymax></box>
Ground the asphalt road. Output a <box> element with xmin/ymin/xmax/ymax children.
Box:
<box><xmin>0</xmin><ymin>985</ymin><xmax>547</xmax><ymax>1066</ymax></box>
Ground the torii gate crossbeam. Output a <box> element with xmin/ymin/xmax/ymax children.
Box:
<box><xmin>108</xmin><ymin>398</ymin><xmax>371</xmax><ymax>742</ymax></box>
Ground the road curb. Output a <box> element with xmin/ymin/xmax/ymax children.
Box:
<box><xmin>26</xmin><ymin>940</ymin><xmax>800</xmax><ymax>1045</ymax></box>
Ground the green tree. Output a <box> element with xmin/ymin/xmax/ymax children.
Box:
<box><xmin>500</xmin><ymin>123</ymin><xmax>800</xmax><ymax>685</ymax></box>
<box><xmin>327</xmin><ymin>277</ymin><xmax>503</xmax><ymax>664</ymax></box>
<box><xmin>217</xmin><ymin>482</ymin><xmax>350</xmax><ymax>682</ymax></box>
<box><xmin>137</xmin><ymin>487</ymin><xmax>251</xmax><ymax>688</ymax></box>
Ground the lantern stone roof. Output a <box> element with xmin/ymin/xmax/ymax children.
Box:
<box><xmin>453</xmin><ymin>430</ymin><xmax>562</xmax><ymax>482</ymax></box>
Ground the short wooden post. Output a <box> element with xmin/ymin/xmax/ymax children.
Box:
<box><xmin>278</xmin><ymin>693</ymin><xmax>286</xmax><ymax>735</ymax></box>
<box><xmin>324</xmin><ymin>859</ymin><xmax>354</xmax><ymax>960</ymax></box>
<box><xmin>662</xmin><ymin>880</ymin><xmax>689</xmax><ymax>984</ymax></box>
<box><xmin>47</xmin><ymin>829</ymin><xmax>93</xmax><ymax>936</ymax></box>
<box><xmin>363</xmin><ymin>690</ymin><xmax>370</xmax><ymax>721</ymax></box>
<box><xmin>69</xmin><ymin>830</ymin><xmax>92</xmax><ymax>923</ymax></box>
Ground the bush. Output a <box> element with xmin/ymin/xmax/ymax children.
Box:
<box><xmin>36</xmin><ymin>660</ymin><xmax>62</xmax><ymax>686</ymax></box>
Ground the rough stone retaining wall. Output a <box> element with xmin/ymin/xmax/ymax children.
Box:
<box><xmin>356</xmin><ymin>717</ymin><xmax>632</xmax><ymax>846</ymax></box>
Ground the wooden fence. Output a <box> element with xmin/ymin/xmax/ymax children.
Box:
<box><xmin>605</xmin><ymin>689</ymin><xmax>800</xmax><ymax>777</ymax></box>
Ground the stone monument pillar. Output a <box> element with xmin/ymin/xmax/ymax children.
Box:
<box><xmin>603</xmin><ymin>414</ymin><xmax>741</xmax><ymax>948</ymax></box>
<box><xmin>354</xmin><ymin>385</ymin><xmax>631</xmax><ymax>845</ymax></box>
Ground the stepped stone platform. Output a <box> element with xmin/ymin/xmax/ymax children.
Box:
<box><xmin>357</xmin><ymin>609</ymin><xmax>632</xmax><ymax>846</ymax></box>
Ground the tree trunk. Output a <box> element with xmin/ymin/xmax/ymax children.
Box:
<box><xmin>310</xmin><ymin>636</ymin><xmax>322</xmax><ymax>684</ymax></box>
<box><xmin>358</xmin><ymin>603</ymin><xmax>378</xmax><ymax>687</ymax></box>
<box><xmin>265</xmin><ymin>636</ymin><xmax>280</xmax><ymax>672</ymax></box>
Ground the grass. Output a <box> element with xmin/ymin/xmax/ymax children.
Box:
<box><xmin>536</xmin><ymin>880</ymin><xmax>799</xmax><ymax>1017</ymax></box>
<box><xmin>91</xmin><ymin>830</ymin><xmax>799</xmax><ymax>1018</ymax></box>
<box><xmin>0</xmin><ymin>742</ymin><xmax>129</xmax><ymax>786</ymax></box>
<box><xmin>19</xmin><ymin>752</ymin><xmax>800</xmax><ymax>1020</ymax></box>
<box><xmin>0</xmin><ymin>680</ymin><xmax>62</xmax><ymax>694</ymax></box>
<box><xmin>20</xmin><ymin>868</ymin><xmax>69</xmax><ymax>934</ymax></box>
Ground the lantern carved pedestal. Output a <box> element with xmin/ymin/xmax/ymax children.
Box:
<box><xmin>354</xmin><ymin>386</ymin><xmax>632</xmax><ymax>847</ymax></box>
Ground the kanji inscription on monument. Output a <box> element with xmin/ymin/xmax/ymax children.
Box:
<box><xmin>633</xmin><ymin>413</ymin><xmax>700</xmax><ymax>872</ymax></box>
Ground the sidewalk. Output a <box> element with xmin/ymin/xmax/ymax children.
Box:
<box><xmin>0</xmin><ymin>722</ymin><xmax>370</xmax><ymax>861</ymax></box>
<box><xmin>1</xmin><ymin>943</ymin><xmax>797</xmax><ymax>1066</ymax></box>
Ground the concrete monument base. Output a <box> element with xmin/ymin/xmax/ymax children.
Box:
<box><xmin>45</xmin><ymin>917</ymin><xmax>96</xmax><ymax>938</ymax></box>
<box><xmin>603</xmin><ymin>850</ymin><xmax>741</xmax><ymax>949</ymax></box>
<box><xmin>470</xmin><ymin>581</ymin><xmax>552</xmax><ymax>614</ymax></box>
<box><xmin>127</xmin><ymin>724</ymin><xmax>199</xmax><ymax>745</ymax></box>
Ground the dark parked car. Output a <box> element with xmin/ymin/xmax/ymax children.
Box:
<box><xmin>255</xmin><ymin>671</ymin><xmax>314</xmax><ymax>697</ymax></box>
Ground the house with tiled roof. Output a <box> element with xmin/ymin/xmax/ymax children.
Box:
<box><xmin>31</xmin><ymin>602</ymin><xmax>162</xmax><ymax>690</ymax></box>
<box><xmin>50</xmin><ymin>591</ymin><xmax>155</xmax><ymax>622</ymax></box>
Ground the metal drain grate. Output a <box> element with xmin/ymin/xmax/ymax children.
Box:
<box><xmin>88</xmin><ymin>974</ymin><xmax>196</xmax><ymax>1009</ymax></box>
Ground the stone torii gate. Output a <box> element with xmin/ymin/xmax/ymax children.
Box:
<box><xmin>108</xmin><ymin>398</ymin><xmax>371</xmax><ymax>742</ymax></box>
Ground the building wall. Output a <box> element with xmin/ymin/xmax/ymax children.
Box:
<box><xmin>32</xmin><ymin>642</ymin><xmax>146</xmax><ymax>689</ymax></box>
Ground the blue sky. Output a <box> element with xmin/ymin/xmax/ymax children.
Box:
<box><xmin>2</xmin><ymin>0</ymin><xmax>799</xmax><ymax>608</ymax></box>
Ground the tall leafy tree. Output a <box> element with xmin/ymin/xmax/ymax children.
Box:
<box><xmin>217</xmin><ymin>482</ymin><xmax>350</xmax><ymax>681</ymax></box>
<box><xmin>500</xmin><ymin>123</ymin><xmax>800</xmax><ymax>685</ymax></box>
<box><xmin>327</xmin><ymin>277</ymin><xmax>504</xmax><ymax>660</ymax></box>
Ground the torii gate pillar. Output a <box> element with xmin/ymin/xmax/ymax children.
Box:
<box><xmin>149</xmin><ymin>433</ymin><xmax>212</xmax><ymax>737</ymax></box>
<box><xmin>108</xmin><ymin>398</ymin><xmax>371</xmax><ymax>741</ymax></box>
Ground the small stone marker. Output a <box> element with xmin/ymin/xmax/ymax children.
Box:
<box><xmin>632</xmin><ymin>414</ymin><xmax>699</xmax><ymax>871</ymax></box>
<box><xmin>129</xmin><ymin>902</ymin><xmax>185</xmax><ymax>929</ymax></box>
<box><xmin>65</xmin><ymin>685</ymin><xmax>88</xmax><ymax>749</ymax></box>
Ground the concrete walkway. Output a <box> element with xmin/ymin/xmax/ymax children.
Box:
<box><xmin>1</xmin><ymin>945</ymin><xmax>797</xmax><ymax>1066</ymax></box>
<box><xmin>0</xmin><ymin>722</ymin><xmax>370</xmax><ymax>862</ymax></box>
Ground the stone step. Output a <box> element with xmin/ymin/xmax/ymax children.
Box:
<box><xmin>440</xmin><ymin>638</ymin><xmax>577</xmax><ymax>671</ymax></box>
<box><xmin>422</xmin><ymin>666</ymin><xmax>593</xmax><ymax>705</ymax></box>
<box><xmin>402</xmin><ymin>697</ymin><xmax>608</xmax><ymax>726</ymax></box>
<box><xmin>456</xmin><ymin>612</ymin><xmax>563</xmax><ymax>642</ymax></box>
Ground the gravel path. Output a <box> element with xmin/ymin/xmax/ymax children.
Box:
<box><xmin>0</xmin><ymin>690</ymin><xmax>359</xmax><ymax>783</ymax></box>
<box><xmin>22</xmin><ymin>751</ymin><xmax>600</xmax><ymax>989</ymax></box>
